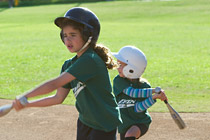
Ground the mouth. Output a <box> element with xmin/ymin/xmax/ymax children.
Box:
<box><xmin>67</xmin><ymin>45</ymin><xmax>73</xmax><ymax>49</ymax></box>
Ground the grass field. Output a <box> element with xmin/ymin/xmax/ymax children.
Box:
<box><xmin>0</xmin><ymin>0</ymin><xmax>210</xmax><ymax>112</ymax></box>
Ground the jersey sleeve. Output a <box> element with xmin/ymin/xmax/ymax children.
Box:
<box><xmin>113</xmin><ymin>75</ymin><xmax>130</xmax><ymax>96</ymax></box>
<box><xmin>65</xmin><ymin>55</ymin><xmax>98</xmax><ymax>83</ymax></box>
<box><xmin>60</xmin><ymin>61</ymin><xmax>72</xmax><ymax>89</ymax></box>
<box><xmin>134</xmin><ymin>96</ymin><xmax>156</xmax><ymax>112</ymax></box>
<box><xmin>123</xmin><ymin>87</ymin><xmax>153</xmax><ymax>98</ymax></box>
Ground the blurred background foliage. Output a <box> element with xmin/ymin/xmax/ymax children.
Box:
<box><xmin>0</xmin><ymin>0</ymin><xmax>116</xmax><ymax>7</ymax></box>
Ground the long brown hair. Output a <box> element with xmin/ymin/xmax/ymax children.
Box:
<box><xmin>60</xmin><ymin>20</ymin><xmax>117</xmax><ymax>69</ymax></box>
<box><xmin>93</xmin><ymin>44</ymin><xmax>117</xmax><ymax>69</ymax></box>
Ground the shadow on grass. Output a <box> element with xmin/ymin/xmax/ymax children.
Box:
<box><xmin>0</xmin><ymin>8</ymin><xmax>8</xmax><ymax>13</ymax></box>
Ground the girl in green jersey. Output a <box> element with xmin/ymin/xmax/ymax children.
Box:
<box><xmin>112</xmin><ymin>46</ymin><xmax>167</xmax><ymax>140</ymax></box>
<box><xmin>12</xmin><ymin>7</ymin><xmax>122</xmax><ymax>140</ymax></box>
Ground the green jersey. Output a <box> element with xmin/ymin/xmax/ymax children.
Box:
<box><xmin>60</xmin><ymin>48</ymin><xmax>122</xmax><ymax>132</ymax></box>
<box><xmin>113</xmin><ymin>75</ymin><xmax>152</xmax><ymax>134</ymax></box>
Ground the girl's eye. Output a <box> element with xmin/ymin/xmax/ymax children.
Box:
<box><xmin>71</xmin><ymin>34</ymin><xmax>76</xmax><ymax>37</ymax></box>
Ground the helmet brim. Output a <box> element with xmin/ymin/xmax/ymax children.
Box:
<box><xmin>54</xmin><ymin>17</ymin><xmax>70</xmax><ymax>28</ymax></box>
<box><xmin>54</xmin><ymin>16</ymin><xmax>93</xmax><ymax>29</ymax></box>
<box><xmin>112</xmin><ymin>52</ymin><xmax>128</xmax><ymax>64</ymax></box>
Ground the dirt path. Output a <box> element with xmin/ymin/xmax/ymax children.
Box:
<box><xmin>0</xmin><ymin>99</ymin><xmax>210</xmax><ymax>140</ymax></box>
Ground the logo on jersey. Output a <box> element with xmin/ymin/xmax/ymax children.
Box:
<box><xmin>73</xmin><ymin>81</ymin><xmax>86</xmax><ymax>98</ymax></box>
<box><xmin>118</xmin><ymin>99</ymin><xmax>135</xmax><ymax>108</ymax></box>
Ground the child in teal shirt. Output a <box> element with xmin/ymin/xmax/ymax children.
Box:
<box><xmin>112</xmin><ymin>46</ymin><xmax>167</xmax><ymax>140</ymax></box>
<box><xmin>13</xmin><ymin>7</ymin><xmax>122</xmax><ymax>140</ymax></box>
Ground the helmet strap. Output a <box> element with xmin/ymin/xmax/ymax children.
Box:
<box><xmin>77</xmin><ymin>36</ymin><xmax>92</xmax><ymax>52</ymax></box>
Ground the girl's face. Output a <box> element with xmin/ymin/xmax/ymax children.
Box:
<box><xmin>62</xmin><ymin>25</ymin><xmax>85</xmax><ymax>55</ymax></box>
<box><xmin>117</xmin><ymin>60</ymin><xmax>127</xmax><ymax>77</ymax></box>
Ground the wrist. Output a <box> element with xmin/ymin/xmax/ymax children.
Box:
<box><xmin>152</xmin><ymin>93</ymin><xmax>158</xmax><ymax>100</ymax></box>
<box><xmin>16</xmin><ymin>96</ymin><xmax>28</xmax><ymax>106</ymax></box>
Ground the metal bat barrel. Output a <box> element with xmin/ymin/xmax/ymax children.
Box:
<box><xmin>155</xmin><ymin>87</ymin><xmax>186</xmax><ymax>129</ymax></box>
<box><xmin>166</xmin><ymin>103</ymin><xmax>186</xmax><ymax>129</ymax></box>
<box><xmin>0</xmin><ymin>104</ymin><xmax>13</xmax><ymax>117</ymax></box>
<box><xmin>0</xmin><ymin>96</ymin><xmax>28</xmax><ymax>117</ymax></box>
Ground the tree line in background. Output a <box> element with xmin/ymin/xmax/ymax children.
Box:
<box><xmin>0</xmin><ymin>0</ymin><xmax>115</xmax><ymax>8</ymax></box>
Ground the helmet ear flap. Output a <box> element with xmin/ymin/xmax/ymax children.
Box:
<box><xmin>123</xmin><ymin>65</ymin><xmax>145</xmax><ymax>79</ymax></box>
<box><xmin>123</xmin><ymin>65</ymin><xmax>135</xmax><ymax>79</ymax></box>
<box><xmin>82</xmin><ymin>25</ymin><xmax>93</xmax><ymax>42</ymax></box>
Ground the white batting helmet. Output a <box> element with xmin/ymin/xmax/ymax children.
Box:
<box><xmin>112</xmin><ymin>46</ymin><xmax>147</xmax><ymax>79</ymax></box>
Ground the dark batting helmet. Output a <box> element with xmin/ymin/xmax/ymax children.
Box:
<box><xmin>54</xmin><ymin>7</ymin><xmax>100</xmax><ymax>44</ymax></box>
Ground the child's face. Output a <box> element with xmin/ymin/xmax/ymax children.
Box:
<box><xmin>62</xmin><ymin>25</ymin><xmax>85</xmax><ymax>53</ymax></box>
<box><xmin>117</xmin><ymin>60</ymin><xmax>127</xmax><ymax>77</ymax></box>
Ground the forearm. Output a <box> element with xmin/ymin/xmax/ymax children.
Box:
<box><xmin>134</xmin><ymin>96</ymin><xmax>156</xmax><ymax>112</ymax></box>
<box><xmin>25</xmin><ymin>87</ymin><xmax>70</xmax><ymax>108</ymax></box>
<box><xmin>123</xmin><ymin>87</ymin><xmax>155</xmax><ymax>98</ymax></box>
<box><xmin>22</xmin><ymin>72</ymin><xmax>74</xmax><ymax>99</ymax></box>
<box><xmin>23</xmin><ymin>78</ymin><xmax>59</xmax><ymax>98</ymax></box>
<box><xmin>12</xmin><ymin>73</ymin><xmax>73</xmax><ymax>111</ymax></box>
<box><xmin>26</xmin><ymin>95</ymin><xmax>62</xmax><ymax>108</ymax></box>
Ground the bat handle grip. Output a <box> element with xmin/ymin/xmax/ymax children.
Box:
<box><xmin>155</xmin><ymin>87</ymin><xmax>168</xmax><ymax>104</ymax></box>
<box><xmin>17</xmin><ymin>96</ymin><xmax>28</xmax><ymax>106</ymax></box>
<box><xmin>164</xmin><ymin>100</ymin><xmax>168</xmax><ymax>104</ymax></box>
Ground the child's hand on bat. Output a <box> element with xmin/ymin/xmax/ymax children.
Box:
<box><xmin>152</xmin><ymin>90</ymin><xmax>168</xmax><ymax>101</ymax></box>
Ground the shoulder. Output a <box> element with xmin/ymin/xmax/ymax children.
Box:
<box><xmin>77</xmin><ymin>54</ymin><xmax>98</xmax><ymax>68</ymax></box>
<box><xmin>80</xmin><ymin>49</ymin><xmax>98</xmax><ymax>62</ymax></box>
<box><xmin>61</xmin><ymin>58</ymin><xmax>74</xmax><ymax>69</ymax></box>
<box><xmin>113</xmin><ymin>75</ymin><xmax>127</xmax><ymax>83</ymax></box>
<box><xmin>113</xmin><ymin>75</ymin><xmax>130</xmax><ymax>96</ymax></box>
<box><xmin>80</xmin><ymin>49</ymin><xmax>105</xmax><ymax>68</ymax></box>
<box><xmin>113</xmin><ymin>75</ymin><xmax>121</xmax><ymax>82</ymax></box>
<box><xmin>140</xmin><ymin>78</ymin><xmax>151</xmax><ymax>88</ymax></box>
<box><xmin>64</xmin><ymin>58</ymin><xmax>72</xmax><ymax>64</ymax></box>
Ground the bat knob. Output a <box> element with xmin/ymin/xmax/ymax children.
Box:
<box><xmin>155</xmin><ymin>87</ymin><xmax>161</xmax><ymax>93</ymax></box>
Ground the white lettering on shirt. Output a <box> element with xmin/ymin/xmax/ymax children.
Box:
<box><xmin>73</xmin><ymin>81</ymin><xmax>86</xmax><ymax>98</ymax></box>
<box><xmin>118</xmin><ymin>99</ymin><xmax>135</xmax><ymax>108</ymax></box>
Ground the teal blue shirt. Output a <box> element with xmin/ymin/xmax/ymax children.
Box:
<box><xmin>60</xmin><ymin>48</ymin><xmax>122</xmax><ymax>132</ymax></box>
<box><xmin>113</xmin><ymin>75</ymin><xmax>152</xmax><ymax>133</ymax></box>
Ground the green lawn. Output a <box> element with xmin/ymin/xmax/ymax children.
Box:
<box><xmin>0</xmin><ymin>0</ymin><xmax>210</xmax><ymax>112</ymax></box>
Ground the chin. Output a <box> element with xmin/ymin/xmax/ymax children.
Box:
<box><xmin>68</xmin><ymin>49</ymin><xmax>75</xmax><ymax>53</ymax></box>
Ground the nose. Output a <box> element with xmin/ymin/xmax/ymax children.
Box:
<box><xmin>117</xmin><ymin>66</ymin><xmax>122</xmax><ymax>72</ymax></box>
<box><xmin>64</xmin><ymin>36</ymin><xmax>72</xmax><ymax>42</ymax></box>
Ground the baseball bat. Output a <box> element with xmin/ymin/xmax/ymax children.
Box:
<box><xmin>163</xmin><ymin>100</ymin><xmax>186</xmax><ymax>129</ymax></box>
<box><xmin>155</xmin><ymin>87</ymin><xmax>186</xmax><ymax>129</ymax></box>
<box><xmin>0</xmin><ymin>104</ymin><xmax>13</xmax><ymax>117</ymax></box>
<box><xmin>0</xmin><ymin>96</ymin><xmax>28</xmax><ymax>117</ymax></box>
